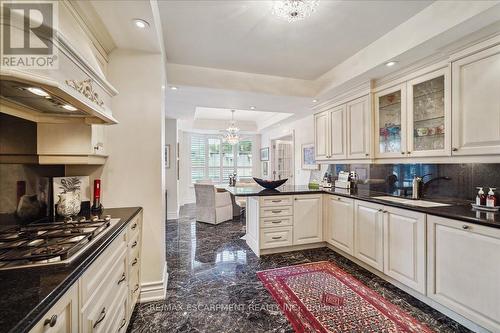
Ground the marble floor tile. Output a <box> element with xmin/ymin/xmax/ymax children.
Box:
<box><xmin>127</xmin><ymin>204</ymin><xmax>470</xmax><ymax>333</ymax></box>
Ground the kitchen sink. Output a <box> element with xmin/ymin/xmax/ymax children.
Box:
<box><xmin>373</xmin><ymin>196</ymin><xmax>451</xmax><ymax>207</ymax></box>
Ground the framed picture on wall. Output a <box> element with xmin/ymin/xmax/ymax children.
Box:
<box><xmin>262</xmin><ymin>161</ymin><xmax>269</xmax><ymax>177</ymax></box>
<box><xmin>260</xmin><ymin>147</ymin><xmax>269</xmax><ymax>161</ymax></box>
<box><xmin>165</xmin><ymin>144</ymin><xmax>171</xmax><ymax>168</ymax></box>
<box><xmin>301</xmin><ymin>143</ymin><xmax>318</xmax><ymax>170</ymax></box>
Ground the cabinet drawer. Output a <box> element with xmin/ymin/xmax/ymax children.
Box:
<box><xmin>129</xmin><ymin>267</ymin><xmax>141</xmax><ymax>310</ymax></box>
<box><xmin>260</xmin><ymin>206</ymin><xmax>293</xmax><ymax>218</ymax></box>
<box><xmin>260</xmin><ymin>196</ymin><xmax>293</xmax><ymax>207</ymax></box>
<box><xmin>261</xmin><ymin>216</ymin><xmax>293</xmax><ymax>228</ymax></box>
<box><xmin>81</xmin><ymin>267</ymin><xmax>128</xmax><ymax>333</ymax></box>
<box><xmin>260</xmin><ymin>227</ymin><xmax>293</xmax><ymax>249</ymax></box>
<box><xmin>127</xmin><ymin>215</ymin><xmax>141</xmax><ymax>240</ymax></box>
<box><xmin>80</xmin><ymin>231</ymin><xmax>126</xmax><ymax>306</ymax></box>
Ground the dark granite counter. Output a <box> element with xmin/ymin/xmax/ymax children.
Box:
<box><xmin>0</xmin><ymin>207</ymin><xmax>143</xmax><ymax>333</ymax></box>
<box><xmin>226</xmin><ymin>185</ymin><xmax>500</xmax><ymax>229</ymax></box>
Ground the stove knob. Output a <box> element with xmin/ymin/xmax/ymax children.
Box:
<box><xmin>91</xmin><ymin>216</ymin><xmax>99</xmax><ymax>222</ymax></box>
<box><xmin>104</xmin><ymin>215</ymin><xmax>111</xmax><ymax>221</ymax></box>
<box><xmin>64</xmin><ymin>217</ymin><xmax>72</xmax><ymax>223</ymax></box>
<box><xmin>79</xmin><ymin>217</ymin><xmax>86</xmax><ymax>222</ymax></box>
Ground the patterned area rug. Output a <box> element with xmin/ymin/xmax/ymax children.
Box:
<box><xmin>257</xmin><ymin>261</ymin><xmax>433</xmax><ymax>333</ymax></box>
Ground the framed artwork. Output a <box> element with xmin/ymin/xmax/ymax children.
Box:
<box><xmin>262</xmin><ymin>161</ymin><xmax>269</xmax><ymax>177</ymax></box>
<box><xmin>165</xmin><ymin>144</ymin><xmax>171</xmax><ymax>168</ymax></box>
<box><xmin>301</xmin><ymin>143</ymin><xmax>318</xmax><ymax>170</ymax></box>
<box><xmin>260</xmin><ymin>147</ymin><xmax>269</xmax><ymax>161</ymax></box>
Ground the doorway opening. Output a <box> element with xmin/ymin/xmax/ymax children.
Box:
<box><xmin>271</xmin><ymin>133</ymin><xmax>294</xmax><ymax>185</ymax></box>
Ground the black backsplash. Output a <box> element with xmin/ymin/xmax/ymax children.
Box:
<box><xmin>324</xmin><ymin>163</ymin><xmax>500</xmax><ymax>201</ymax></box>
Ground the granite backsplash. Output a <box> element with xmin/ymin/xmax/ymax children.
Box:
<box><xmin>311</xmin><ymin>163</ymin><xmax>500</xmax><ymax>201</ymax></box>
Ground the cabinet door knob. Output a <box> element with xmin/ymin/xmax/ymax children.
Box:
<box><xmin>132</xmin><ymin>258</ymin><xmax>138</xmax><ymax>266</ymax></box>
<box><xmin>462</xmin><ymin>225</ymin><xmax>470</xmax><ymax>230</ymax></box>
<box><xmin>43</xmin><ymin>315</ymin><xmax>57</xmax><ymax>327</ymax></box>
<box><xmin>378</xmin><ymin>209</ymin><xmax>383</xmax><ymax>212</ymax></box>
<box><xmin>131</xmin><ymin>223</ymin><xmax>137</xmax><ymax>230</ymax></box>
<box><xmin>407</xmin><ymin>151</ymin><xmax>411</xmax><ymax>154</ymax></box>
<box><xmin>452</xmin><ymin>148</ymin><xmax>458</xmax><ymax>152</ymax></box>
<box><xmin>401</xmin><ymin>152</ymin><xmax>405</xmax><ymax>155</ymax></box>
<box><xmin>131</xmin><ymin>241</ymin><xmax>138</xmax><ymax>248</ymax></box>
<box><xmin>365</xmin><ymin>153</ymin><xmax>369</xmax><ymax>157</ymax></box>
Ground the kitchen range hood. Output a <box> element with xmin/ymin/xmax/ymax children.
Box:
<box><xmin>0</xmin><ymin>17</ymin><xmax>118</xmax><ymax>125</ymax></box>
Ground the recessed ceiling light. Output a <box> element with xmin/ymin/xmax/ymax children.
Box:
<box><xmin>170</xmin><ymin>86</ymin><xmax>178</xmax><ymax>91</ymax></box>
<box><xmin>312</xmin><ymin>99</ymin><xmax>318</xmax><ymax>103</ymax></box>
<box><xmin>250</xmin><ymin>106</ymin><xmax>256</xmax><ymax>110</ymax></box>
<box><xmin>132</xmin><ymin>19</ymin><xmax>149</xmax><ymax>29</ymax></box>
<box><xmin>26</xmin><ymin>87</ymin><xmax>49</xmax><ymax>97</ymax></box>
<box><xmin>62</xmin><ymin>104</ymin><xmax>78</xmax><ymax>111</ymax></box>
<box><xmin>385</xmin><ymin>61</ymin><xmax>398</xmax><ymax>67</ymax></box>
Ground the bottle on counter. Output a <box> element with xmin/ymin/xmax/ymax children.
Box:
<box><xmin>476</xmin><ymin>187</ymin><xmax>486</xmax><ymax>205</ymax></box>
<box><xmin>486</xmin><ymin>188</ymin><xmax>497</xmax><ymax>207</ymax></box>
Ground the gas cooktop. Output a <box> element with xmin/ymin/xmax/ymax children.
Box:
<box><xmin>0</xmin><ymin>215</ymin><xmax>120</xmax><ymax>270</ymax></box>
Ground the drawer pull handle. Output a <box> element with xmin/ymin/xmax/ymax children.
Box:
<box><xmin>271</xmin><ymin>221</ymin><xmax>282</xmax><ymax>224</ymax></box>
<box><xmin>118</xmin><ymin>273</ymin><xmax>126</xmax><ymax>285</ymax></box>
<box><xmin>43</xmin><ymin>315</ymin><xmax>57</xmax><ymax>327</ymax></box>
<box><xmin>131</xmin><ymin>241</ymin><xmax>138</xmax><ymax>248</ymax></box>
<box><xmin>119</xmin><ymin>318</ymin><xmax>127</xmax><ymax>330</ymax></box>
<box><xmin>271</xmin><ymin>210</ymin><xmax>282</xmax><ymax>214</ymax></box>
<box><xmin>462</xmin><ymin>225</ymin><xmax>470</xmax><ymax>230</ymax></box>
<box><xmin>131</xmin><ymin>223</ymin><xmax>137</xmax><ymax>230</ymax></box>
<box><xmin>93</xmin><ymin>307</ymin><xmax>106</xmax><ymax>328</ymax></box>
<box><xmin>271</xmin><ymin>199</ymin><xmax>282</xmax><ymax>203</ymax></box>
<box><xmin>132</xmin><ymin>258</ymin><xmax>138</xmax><ymax>266</ymax></box>
<box><xmin>272</xmin><ymin>236</ymin><xmax>282</xmax><ymax>240</ymax></box>
<box><xmin>133</xmin><ymin>284</ymin><xmax>140</xmax><ymax>293</ymax></box>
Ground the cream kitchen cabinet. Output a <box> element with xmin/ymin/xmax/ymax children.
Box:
<box><xmin>353</xmin><ymin>200</ymin><xmax>384</xmax><ymax>271</ymax></box>
<box><xmin>346</xmin><ymin>95</ymin><xmax>372</xmax><ymax>159</ymax></box>
<box><xmin>328</xmin><ymin>105</ymin><xmax>348</xmax><ymax>160</ymax></box>
<box><xmin>314</xmin><ymin>111</ymin><xmax>329</xmax><ymax>160</ymax></box>
<box><xmin>451</xmin><ymin>44</ymin><xmax>500</xmax><ymax>156</ymax></box>
<box><xmin>427</xmin><ymin>215</ymin><xmax>500</xmax><ymax>332</ymax></box>
<box><xmin>29</xmin><ymin>284</ymin><xmax>79</xmax><ymax>333</ymax></box>
<box><xmin>293</xmin><ymin>194</ymin><xmax>323</xmax><ymax>245</ymax></box>
<box><xmin>325</xmin><ymin>195</ymin><xmax>354</xmax><ymax>255</ymax></box>
<box><xmin>383</xmin><ymin>206</ymin><xmax>426</xmax><ymax>294</ymax></box>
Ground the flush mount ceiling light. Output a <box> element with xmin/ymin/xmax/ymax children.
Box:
<box><xmin>272</xmin><ymin>0</ymin><xmax>319</xmax><ymax>23</ymax></box>
<box><xmin>385</xmin><ymin>61</ymin><xmax>398</xmax><ymax>67</ymax></box>
<box><xmin>26</xmin><ymin>87</ymin><xmax>49</xmax><ymax>97</ymax></box>
<box><xmin>62</xmin><ymin>104</ymin><xmax>78</xmax><ymax>111</ymax></box>
<box><xmin>132</xmin><ymin>18</ymin><xmax>149</xmax><ymax>29</ymax></box>
<box><xmin>169</xmin><ymin>86</ymin><xmax>178</xmax><ymax>90</ymax></box>
<box><xmin>250</xmin><ymin>106</ymin><xmax>256</xmax><ymax>110</ymax></box>
<box><xmin>222</xmin><ymin>110</ymin><xmax>240</xmax><ymax>145</ymax></box>
<box><xmin>312</xmin><ymin>99</ymin><xmax>318</xmax><ymax>103</ymax></box>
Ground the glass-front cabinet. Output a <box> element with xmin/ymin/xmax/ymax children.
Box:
<box><xmin>407</xmin><ymin>68</ymin><xmax>450</xmax><ymax>157</ymax></box>
<box><xmin>375</xmin><ymin>83</ymin><xmax>407</xmax><ymax>158</ymax></box>
<box><xmin>375</xmin><ymin>67</ymin><xmax>450</xmax><ymax>158</ymax></box>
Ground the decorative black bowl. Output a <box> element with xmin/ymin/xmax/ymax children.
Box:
<box><xmin>253</xmin><ymin>177</ymin><xmax>288</xmax><ymax>189</ymax></box>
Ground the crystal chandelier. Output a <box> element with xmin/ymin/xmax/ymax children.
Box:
<box><xmin>272</xmin><ymin>0</ymin><xmax>319</xmax><ymax>23</ymax></box>
<box><xmin>222</xmin><ymin>110</ymin><xmax>240</xmax><ymax>145</ymax></box>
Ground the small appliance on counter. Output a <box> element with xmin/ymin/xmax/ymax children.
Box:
<box><xmin>320</xmin><ymin>172</ymin><xmax>333</xmax><ymax>188</ymax></box>
<box><xmin>91</xmin><ymin>179</ymin><xmax>103</xmax><ymax>213</ymax></box>
<box><xmin>334</xmin><ymin>171</ymin><xmax>351</xmax><ymax>189</ymax></box>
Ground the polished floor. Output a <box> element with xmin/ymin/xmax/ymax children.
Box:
<box><xmin>127</xmin><ymin>204</ymin><xmax>470</xmax><ymax>333</ymax></box>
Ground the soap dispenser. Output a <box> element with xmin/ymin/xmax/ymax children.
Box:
<box><xmin>476</xmin><ymin>187</ymin><xmax>486</xmax><ymax>205</ymax></box>
<box><xmin>486</xmin><ymin>188</ymin><xmax>497</xmax><ymax>207</ymax></box>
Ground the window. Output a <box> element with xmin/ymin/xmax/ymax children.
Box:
<box><xmin>190</xmin><ymin>134</ymin><xmax>253</xmax><ymax>183</ymax></box>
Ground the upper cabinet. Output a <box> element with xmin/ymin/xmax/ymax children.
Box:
<box><xmin>375</xmin><ymin>68</ymin><xmax>451</xmax><ymax>159</ymax></box>
<box><xmin>374</xmin><ymin>83</ymin><xmax>407</xmax><ymax>158</ymax></box>
<box><xmin>314</xmin><ymin>94</ymin><xmax>371</xmax><ymax>161</ymax></box>
<box><xmin>451</xmin><ymin>44</ymin><xmax>500</xmax><ymax>155</ymax></box>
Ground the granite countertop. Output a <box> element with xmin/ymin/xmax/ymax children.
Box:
<box><xmin>226</xmin><ymin>185</ymin><xmax>500</xmax><ymax>229</ymax></box>
<box><xmin>0</xmin><ymin>207</ymin><xmax>143</xmax><ymax>333</ymax></box>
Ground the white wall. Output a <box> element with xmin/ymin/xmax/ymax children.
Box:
<box><xmin>103</xmin><ymin>49</ymin><xmax>167</xmax><ymax>301</ymax></box>
<box><xmin>165</xmin><ymin>118</ymin><xmax>179</xmax><ymax>219</ymax></box>
<box><xmin>260</xmin><ymin>115</ymin><xmax>315</xmax><ymax>185</ymax></box>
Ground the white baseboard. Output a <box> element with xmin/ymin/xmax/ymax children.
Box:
<box><xmin>139</xmin><ymin>262</ymin><xmax>168</xmax><ymax>303</ymax></box>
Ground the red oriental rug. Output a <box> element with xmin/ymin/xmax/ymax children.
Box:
<box><xmin>257</xmin><ymin>261</ymin><xmax>433</xmax><ymax>333</ymax></box>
